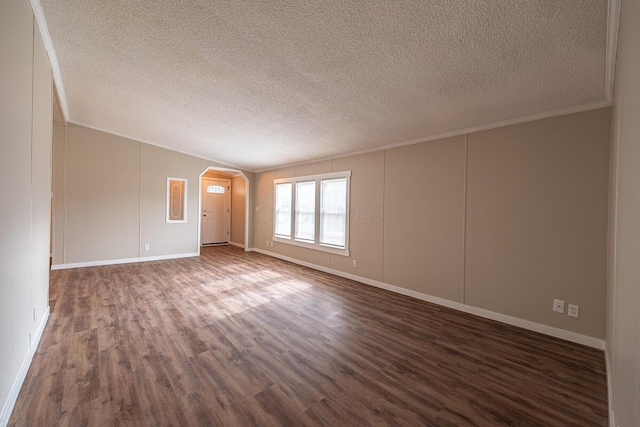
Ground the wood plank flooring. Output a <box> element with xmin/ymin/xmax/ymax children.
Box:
<box><xmin>9</xmin><ymin>245</ymin><xmax>608</xmax><ymax>426</ymax></box>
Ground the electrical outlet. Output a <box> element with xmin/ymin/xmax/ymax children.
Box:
<box><xmin>553</xmin><ymin>299</ymin><xmax>565</xmax><ymax>313</ymax></box>
<box><xmin>33</xmin><ymin>307</ymin><xmax>37</xmax><ymax>321</ymax></box>
<box><xmin>568</xmin><ymin>304</ymin><xmax>579</xmax><ymax>318</ymax></box>
<box><xmin>144</xmin><ymin>244</ymin><xmax>150</xmax><ymax>251</ymax></box>
<box><xmin>352</xmin><ymin>260</ymin><xmax>357</xmax><ymax>268</ymax></box>
<box><xmin>266</xmin><ymin>240</ymin><xmax>270</xmax><ymax>246</ymax></box>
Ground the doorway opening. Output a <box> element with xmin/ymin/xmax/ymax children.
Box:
<box><xmin>198</xmin><ymin>166</ymin><xmax>249</xmax><ymax>252</ymax></box>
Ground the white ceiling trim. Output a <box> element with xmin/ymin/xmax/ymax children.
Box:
<box><xmin>30</xmin><ymin>0</ymin><xmax>69</xmax><ymax>124</ymax></box>
<box><xmin>68</xmin><ymin>120</ymin><xmax>247</xmax><ymax>172</ymax></box>
<box><xmin>255</xmin><ymin>99</ymin><xmax>611</xmax><ymax>173</ymax></box>
<box><xmin>605</xmin><ymin>0</ymin><xmax>621</xmax><ymax>103</ymax></box>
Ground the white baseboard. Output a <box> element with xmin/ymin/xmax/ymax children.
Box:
<box><xmin>229</xmin><ymin>241</ymin><xmax>245</xmax><ymax>249</ymax></box>
<box><xmin>605</xmin><ymin>344</ymin><xmax>615</xmax><ymax>427</ymax></box>
<box><xmin>0</xmin><ymin>306</ymin><xmax>50</xmax><ymax>427</ymax></box>
<box><xmin>250</xmin><ymin>248</ymin><xmax>605</xmax><ymax>350</ymax></box>
<box><xmin>50</xmin><ymin>252</ymin><xmax>199</xmax><ymax>270</ymax></box>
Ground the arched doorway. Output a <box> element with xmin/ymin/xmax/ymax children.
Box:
<box><xmin>198</xmin><ymin>166</ymin><xmax>250</xmax><ymax>252</ymax></box>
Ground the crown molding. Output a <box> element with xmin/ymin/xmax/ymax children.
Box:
<box><xmin>605</xmin><ymin>0</ymin><xmax>621</xmax><ymax>103</ymax></box>
<box><xmin>68</xmin><ymin>120</ymin><xmax>250</xmax><ymax>172</ymax></box>
<box><xmin>255</xmin><ymin>100</ymin><xmax>611</xmax><ymax>173</ymax></box>
<box><xmin>32</xmin><ymin>0</ymin><xmax>618</xmax><ymax>173</ymax></box>
<box><xmin>30</xmin><ymin>0</ymin><xmax>69</xmax><ymax>124</ymax></box>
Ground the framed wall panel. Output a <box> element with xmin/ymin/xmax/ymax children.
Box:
<box><xmin>167</xmin><ymin>177</ymin><xmax>187</xmax><ymax>223</ymax></box>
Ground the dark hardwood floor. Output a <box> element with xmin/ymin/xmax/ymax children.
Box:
<box><xmin>9</xmin><ymin>245</ymin><xmax>608</xmax><ymax>426</ymax></box>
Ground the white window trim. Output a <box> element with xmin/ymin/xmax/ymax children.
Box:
<box><xmin>166</xmin><ymin>177</ymin><xmax>188</xmax><ymax>223</ymax></box>
<box><xmin>273</xmin><ymin>171</ymin><xmax>351</xmax><ymax>257</ymax></box>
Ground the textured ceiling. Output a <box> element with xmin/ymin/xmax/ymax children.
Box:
<box><xmin>41</xmin><ymin>0</ymin><xmax>608</xmax><ymax>171</ymax></box>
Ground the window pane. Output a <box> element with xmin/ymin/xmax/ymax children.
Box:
<box><xmin>275</xmin><ymin>183</ymin><xmax>292</xmax><ymax>238</ymax></box>
<box><xmin>320</xmin><ymin>178</ymin><xmax>347</xmax><ymax>247</ymax></box>
<box><xmin>295</xmin><ymin>181</ymin><xmax>315</xmax><ymax>242</ymax></box>
<box><xmin>207</xmin><ymin>185</ymin><xmax>225</xmax><ymax>193</ymax></box>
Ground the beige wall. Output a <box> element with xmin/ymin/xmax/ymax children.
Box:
<box><xmin>52</xmin><ymin>125</ymin><xmax>255</xmax><ymax>265</ymax></box>
<box><xmin>65</xmin><ymin>125</ymin><xmax>141</xmax><ymax>262</ymax></box>
<box><xmin>465</xmin><ymin>109</ymin><xmax>610</xmax><ymax>338</ymax></box>
<box><xmin>607</xmin><ymin>0</ymin><xmax>640</xmax><ymax>425</ymax></box>
<box><xmin>0</xmin><ymin>0</ymin><xmax>52</xmax><ymax>421</ymax></box>
<box><xmin>383</xmin><ymin>136</ymin><xmax>466</xmax><ymax>301</ymax></box>
<box><xmin>30</xmin><ymin>19</ymin><xmax>53</xmax><ymax>341</ymax></box>
<box><xmin>231</xmin><ymin>175</ymin><xmax>246</xmax><ymax>246</ymax></box>
<box><xmin>331</xmin><ymin>152</ymin><xmax>384</xmax><ymax>280</ymax></box>
<box><xmin>52</xmin><ymin>126</ymin><xmax>66</xmax><ymax>265</ymax></box>
<box><xmin>141</xmin><ymin>144</ymin><xmax>200</xmax><ymax>256</ymax></box>
<box><xmin>253</xmin><ymin>108</ymin><xmax>611</xmax><ymax>340</ymax></box>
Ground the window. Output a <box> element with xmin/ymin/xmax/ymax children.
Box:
<box><xmin>166</xmin><ymin>177</ymin><xmax>188</xmax><ymax>223</ymax></box>
<box><xmin>274</xmin><ymin>182</ymin><xmax>292</xmax><ymax>238</ymax></box>
<box><xmin>206</xmin><ymin>185</ymin><xmax>225</xmax><ymax>193</ymax></box>
<box><xmin>274</xmin><ymin>171</ymin><xmax>350</xmax><ymax>256</ymax></box>
<box><xmin>295</xmin><ymin>181</ymin><xmax>315</xmax><ymax>242</ymax></box>
<box><xmin>320</xmin><ymin>178</ymin><xmax>347</xmax><ymax>247</ymax></box>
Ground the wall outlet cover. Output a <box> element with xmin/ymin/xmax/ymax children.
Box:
<box><xmin>553</xmin><ymin>299</ymin><xmax>565</xmax><ymax>313</ymax></box>
<box><xmin>568</xmin><ymin>304</ymin><xmax>579</xmax><ymax>318</ymax></box>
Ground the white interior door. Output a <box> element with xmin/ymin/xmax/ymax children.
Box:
<box><xmin>202</xmin><ymin>178</ymin><xmax>230</xmax><ymax>244</ymax></box>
